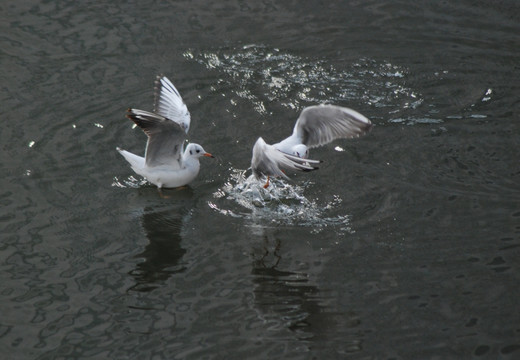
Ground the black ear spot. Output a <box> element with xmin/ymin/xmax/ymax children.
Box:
<box><xmin>189</xmin><ymin>150</ymin><xmax>193</xmax><ymax>155</ymax></box>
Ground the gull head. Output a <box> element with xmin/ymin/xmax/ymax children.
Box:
<box><xmin>185</xmin><ymin>143</ymin><xmax>214</xmax><ymax>159</ymax></box>
<box><xmin>292</xmin><ymin>144</ymin><xmax>309</xmax><ymax>159</ymax></box>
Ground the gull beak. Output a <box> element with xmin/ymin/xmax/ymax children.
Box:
<box><xmin>203</xmin><ymin>152</ymin><xmax>215</xmax><ymax>158</ymax></box>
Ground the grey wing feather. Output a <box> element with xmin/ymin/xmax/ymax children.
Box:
<box><xmin>294</xmin><ymin>104</ymin><xmax>372</xmax><ymax>148</ymax></box>
<box><xmin>126</xmin><ymin>108</ymin><xmax>186</xmax><ymax>167</ymax></box>
<box><xmin>153</xmin><ymin>75</ymin><xmax>191</xmax><ymax>133</ymax></box>
<box><xmin>251</xmin><ymin>137</ymin><xmax>320</xmax><ymax>179</ymax></box>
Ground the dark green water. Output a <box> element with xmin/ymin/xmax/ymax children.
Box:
<box><xmin>1</xmin><ymin>1</ymin><xmax>519</xmax><ymax>359</ymax></box>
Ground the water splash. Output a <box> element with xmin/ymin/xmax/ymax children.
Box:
<box><xmin>184</xmin><ymin>44</ymin><xmax>427</xmax><ymax>121</ymax></box>
<box><xmin>112</xmin><ymin>176</ymin><xmax>148</xmax><ymax>188</ymax></box>
<box><xmin>209</xmin><ymin>169</ymin><xmax>353</xmax><ymax>234</ymax></box>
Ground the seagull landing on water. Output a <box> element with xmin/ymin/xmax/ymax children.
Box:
<box><xmin>117</xmin><ymin>76</ymin><xmax>214</xmax><ymax>190</ymax></box>
<box><xmin>251</xmin><ymin>104</ymin><xmax>372</xmax><ymax>188</ymax></box>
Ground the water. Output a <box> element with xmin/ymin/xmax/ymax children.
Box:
<box><xmin>1</xmin><ymin>1</ymin><xmax>519</xmax><ymax>359</ymax></box>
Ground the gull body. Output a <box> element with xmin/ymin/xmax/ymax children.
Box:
<box><xmin>117</xmin><ymin>76</ymin><xmax>213</xmax><ymax>189</ymax></box>
<box><xmin>251</xmin><ymin>104</ymin><xmax>372</xmax><ymax>186</ymax></box>
<box><xmin>117</xmin><ymin>140</ymin><xmax>211</xmax><ymax>189</ymax></box>
<box><xmin>251</xmin><ymin>137</ymin><xmax>320</xmax><ymax>183</ymax></box>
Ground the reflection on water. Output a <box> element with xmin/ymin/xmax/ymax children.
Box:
<box><xmin>249</xmin><ymin>229</ymin><xmax>362</xmax><ymax>352</ymax></box>
<box><xmin>128</xmin><ymin>206</ymin><xmax>188</xmax><ymax>292</ymax></box>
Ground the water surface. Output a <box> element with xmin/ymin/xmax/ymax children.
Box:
<box><xmin>1</xmin><ymin>1</ymin><xmax>519</xmax><ymax>359</ymax></box>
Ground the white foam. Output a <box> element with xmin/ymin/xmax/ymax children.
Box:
<box><xmin>209</xmin><ymin>169</ymin><xmax>354</xmax><ymax>234</ymax></box>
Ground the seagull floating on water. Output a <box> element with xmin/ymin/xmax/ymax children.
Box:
<box><xmin>117</xmin><ymin>76</ymin><xmax>214</xmax><ymax>189</ymax></box>
<box><xmin>251</xmin><ymin>104</ymin><xmax>372</xmax><ymax>187</ymax></box>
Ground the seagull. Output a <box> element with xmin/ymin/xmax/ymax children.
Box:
<box><xmin>117</xmin><ymin>76</ymin><xmax>214</xmax><ymax>189</ymax></box>
<box><xmin>251</xmin><ymin>104</ymin><xmax>372</xmax><ymax>187</ymax></box>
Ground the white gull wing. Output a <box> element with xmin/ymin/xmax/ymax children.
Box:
<box><xmin>126</xmin><ymin>108</ymin><xmax>186</xmax><ymax>168</ymax></box>
<box><xmin>153</xmin><ymin>75</ymin><xmax>191</xmax><ymax>133</ymax></box>
<box><xmin>251</xmin><ymin>137</ymin><xmax>320</xmax><ymax>179</ymax></box>
<box><xmin>293</xmin><ymin>104</ymin><xmax>372</xmax><ymax>149</ymax></box>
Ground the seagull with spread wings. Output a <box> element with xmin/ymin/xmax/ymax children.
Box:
<box><xmin>117</xmin><ymin>76</ymin><xmax>213</xmax><ymax>189</ymax></box>
<box><xmin>251</xmin><ymin>104</ymin><xmax>372</xmax><ymax>187</ymax></box>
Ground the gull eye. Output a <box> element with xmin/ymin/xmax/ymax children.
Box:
<box><xmin>196</xmin><ymin>149</ymin><xmax>200</xmax><ymax>153</ymax></box>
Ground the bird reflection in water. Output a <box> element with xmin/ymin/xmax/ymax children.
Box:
<box><xmin>250</xmin><ymin>233</ymin><xmax>363</xmax><ymax>354</ymax></box>
<box><xmin>128</xmin><ymin>205</ymin><xmax>188</xmax><ymax>292</ymax></box>
<box><xmin>250</xmin><ymin>234</ymin><xmax>337</xmax><ymax>342</ymax></box>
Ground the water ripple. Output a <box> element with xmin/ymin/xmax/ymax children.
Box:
<box><xmin>184</xmin><ymin>44</ymin><xmax>430</xmax><ymax>122</ymax></box>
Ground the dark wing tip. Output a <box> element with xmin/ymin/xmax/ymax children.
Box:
<box><xmin>125</xmin><ymin>109</ymin><xmax>166</xmax><ymax>136</ymax></box>
<box><xmin>301</xmin><ymin>166</ymin><xmax>319</xmax><ymax>172</ymax></box>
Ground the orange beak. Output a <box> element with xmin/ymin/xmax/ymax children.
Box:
<box><xmin>203</xmin><ymin>152</ymin><xmax>214</xmax><ymax>158</ymax></box>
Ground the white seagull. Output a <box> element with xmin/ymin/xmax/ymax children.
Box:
<box><xmin>251</xmin><ymin>104</ymin><xmax>372</xmax><ymax>187</ymax></box>
<box><xmin>117</xmin><ymin>76</ymin><xmax>214</xmax><ymax>189</ymax></box>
